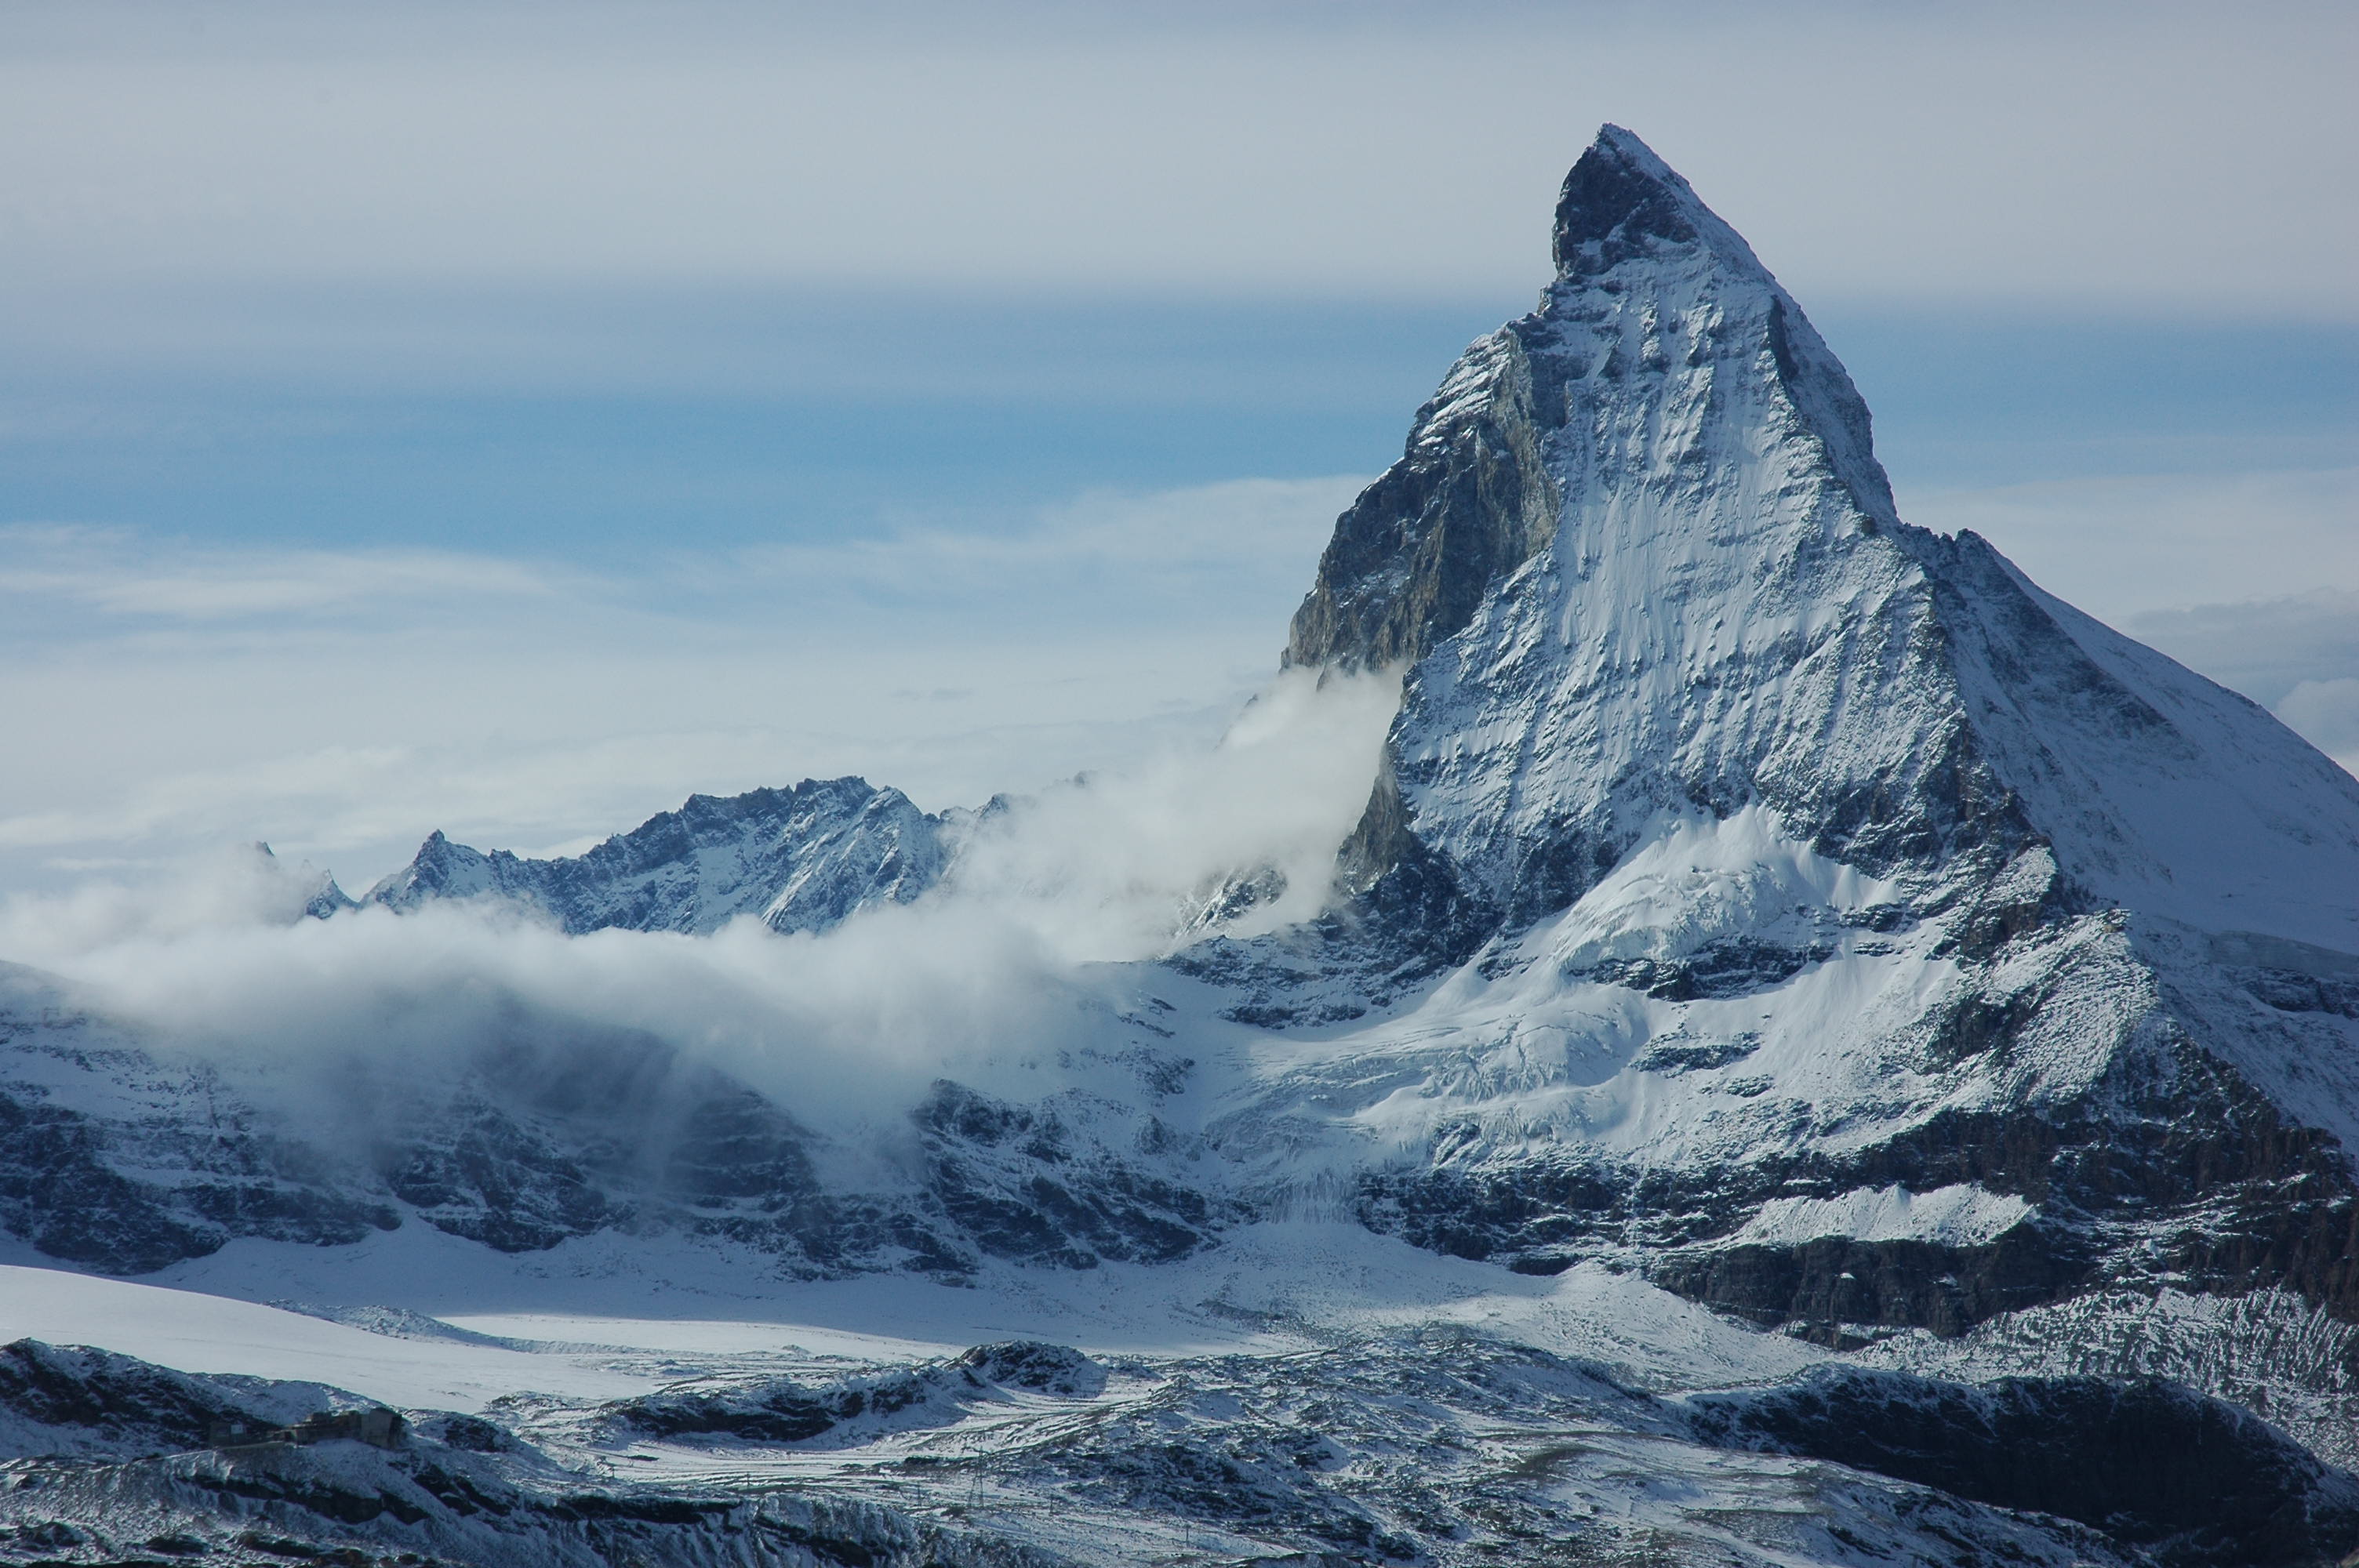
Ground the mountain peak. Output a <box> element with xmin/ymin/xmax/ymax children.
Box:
<box><xmin>1286</xmin><ymin>122</ymin><xmax>2359</xmax><ymax>964</ymax></box>
<box><xmin>1288</xmin><ymin>125</ymin><xmax>1892</xmax><ymax>685</ymax></box>
<box><xmin>367</xmin><ymin>778</ymin><xmax>945</xmax><ymax>936</ymax></box>
<box><xmin>1551</xmin><ymin>125</ymin><xmax>1708</xmax><ymax>272</ymax></box>
<box><xmin>1551</xmin><ymin>124</ymin><xmax>1776</xmax><ymax>288</ymax></box>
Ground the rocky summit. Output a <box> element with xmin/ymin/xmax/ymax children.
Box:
<box><xmin>4</xmin><ymin>127</ymin><xmax>2357</xmax><ymax>1567</ymax></box>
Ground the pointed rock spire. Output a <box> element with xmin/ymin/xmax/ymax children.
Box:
<box><xmin>1552</xmin><ymin>124</ymin><xmax>1708</xmax><ymax>274</ymax></box>
<box><xmin>1289</xmin><ymin>123</ymin><xmax>2359</xmax><ymax>970</ymax></box>
<box><xmin>1287</xmin><ymin>126</ymin><xmax>1894</xmax><ymax>684</ymax></box>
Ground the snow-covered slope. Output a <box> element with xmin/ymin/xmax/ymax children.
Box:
<box><xmin>368</xmin><ymin>776</ymin><xmax>945</xmax><ymax>935</ymax></box>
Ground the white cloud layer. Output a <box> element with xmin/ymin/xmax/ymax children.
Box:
<box><xmin>2</xmin><ymin>4</ymin><xmax>2348</xmax><ymax>1159</ymax></box>
<box><xmin>5</xmin><ymin>461</ymin><xmax>2357</xmax><ymax>897</ymax></box>
<box><xmin>0</xmin><ymin>526</ymin><xmax>574</xmax><ymax>619</ymax></box>
<box><xmin>1</xmin><ymin>451</ymin><xmax>2352</xmax><ymax>1134</ymax></box>
<box><xmin>1896</xmin><ymin>468</ymin><xmax>2359</xmax><ymax>630</ymax></box>
<box><xmin>0</xmin><ymin>665</ymin><xmax>1398</xmax><ymax>1126</ymax></box>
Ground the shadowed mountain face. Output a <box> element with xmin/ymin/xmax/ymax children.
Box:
<box><xmin>0</xmin><ymin>957</ymin><xmax>1219</xmax><ymax>1283</ymax></box>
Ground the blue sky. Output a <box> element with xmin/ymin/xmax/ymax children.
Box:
<box><xmin>2</xmin><ymin>1</ymin><xmax>2354</xmax><ymax>892</ymax></box>
<box><xmin>9</xmin><ymin>296</ymin><xmax>2353</xmax><ymax>554</ymax></box>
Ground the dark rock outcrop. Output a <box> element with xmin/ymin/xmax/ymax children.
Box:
<box><xmin>913</xmin><ymin>1082</ymin><xmax>1235</xmax><ymax>1270</ymax></box>
<box><xmin>1688</xmin><ymin>1367</ymin><xmax>2359</xmax><ymax>1568</ymax></box>
<box><xmin>0</xmin><ymin>1341</ymin><xmax>285</xmax><ymax>1460</ymax></box>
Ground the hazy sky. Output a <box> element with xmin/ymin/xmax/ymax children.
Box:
<box><xmin>2</xmin><ymin>0</ymin><xmax>2354</xmax><ymax>894</ymax></box>
<box><xmin>5</xmin><ymin>2</ymin><xmax>2353</xmax><ymax>307</ymax></box>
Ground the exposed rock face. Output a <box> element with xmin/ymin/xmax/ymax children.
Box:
<box><xmin>0</xmin><ymin>962</ymin><xmax>1223</xmax><ymax>1280</ymax></box>
<box><xmin>600</xmin><ymin>1341</ymin><xmax>1108</xmax><ymax>1448</ymax></box>
<box><xmin>0</xmin><ymin>1340</ymin><xmax>290</xmax><ymax>1461</ymax></box>
<box><xmin>1284</xmin><ymin>328</ymin><xmax>1560</xmax><ymax>674</ymax></box>
<box><xmin>368</xmin><ymin>776</ymin><xmax>946</xmax><ymax>935</ymax></box>
<box><xmin>1688</xmin><ymin>1367</ymin><xmax>2359</xmax><ymax>1568</ymax></box>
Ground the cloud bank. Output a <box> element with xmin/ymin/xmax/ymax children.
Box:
<box><xmin>5</xmin><ymin>462</ymin><xmax>2354</xmax><ymax>900</ymax></box>
<box><xmin>0</xmin><ymin>664</ymin><xmax>1397</xmax><ymax>1129</ymax></box>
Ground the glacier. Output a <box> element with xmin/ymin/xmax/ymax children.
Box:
<box><xmin>2</xmin><ymin>125</ymin><xmax>2357</xmax><ymax>1566</ymax></box>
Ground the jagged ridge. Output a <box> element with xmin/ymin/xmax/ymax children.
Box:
<box><xmin>367</xmin><ymin>775</ymin><xmax>946</xmax><ymax>935</ymax></box>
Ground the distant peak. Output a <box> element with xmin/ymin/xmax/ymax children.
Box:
<box><xmin>1591</xmin><ymin>123</ymin><xmax>1679</xmax><ymax>178</ymax></box>
<box><xmin>1552</xmin><ymin>125</ymin><xmax>1715</xmax><ymax>277</ymax></box>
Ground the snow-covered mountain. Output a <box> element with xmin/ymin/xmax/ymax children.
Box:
<box><xmin>367</xmin><ymin>777</ymin><xmax>946</xmax><ymax>935</ymax></box>
<box><xmin>5</xmin><ymin>125</ymin><xmax>2358</xmax><ymax>1565</ymax></box>
<box><xmin>1212</xmin><ymin>125</ymin><xmax>2359</xmax><ymax>1359</ymax></box>
<box><xmin>1292</xmin><ymin>126</ymin><xmax>2359</xmax><ymax>956</ymax></box>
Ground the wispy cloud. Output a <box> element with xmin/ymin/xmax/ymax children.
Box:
<box><xmin>720</xmin><ymin>477</ymin><xmax>1361</xmax><ymax>615</ymax></box>
<box><xmin>0</xmin><ymin>479</ymin><xmax>1357</xmax><ymax>892</ymax></box>
<box><xmin>0</xmin><ymin>477</ymin><xmax>1361</xmax><ymax>633</ymax></box>
<box><xmin>2127</xmin><ymin>589</ymin><xmax>2359</xmax><ymax>710</ymax></box>
<box><xmin>2279</xmin><ymin>679</ymin><xmax>2359</xmax><ymax>768</ymax></box>
<box><xmin>0</xmin><ymin>524</ymin><xmax>574</xmax><ymax>619</ymax></box>
<box><xmin>2128</xmin><ymin>590</ymin><xmax>2359</xmax><ymax>777</ymax></box>
<box><xmin>1897</xmin><ymin>466</ymin><xmax>2359</xmax><ymax>629</ymax></box>
<box><xmin>0</xmin><ymin>665</ymin><xmax>1401</xmax><ymax>1129</ymax></box>
<box><xmin>5</xmin><ymin>463</ymin><xmax>2353</xmax><ymax>899</ymax></box>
